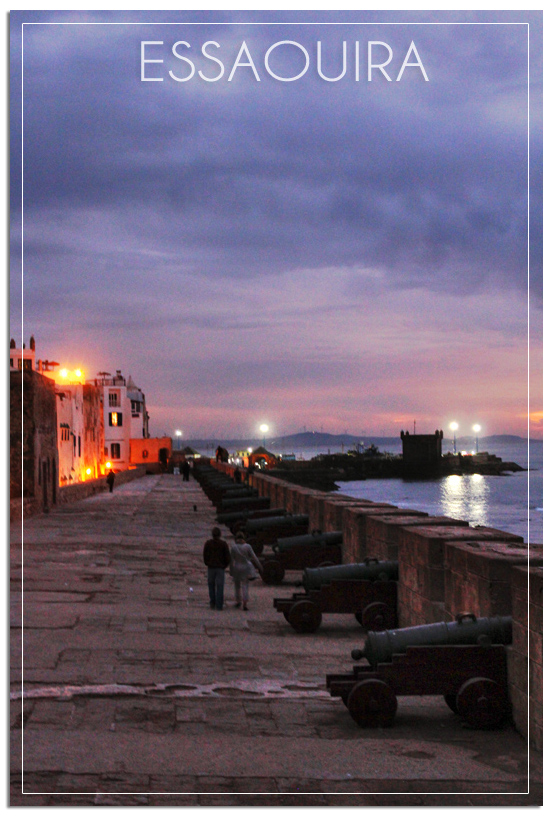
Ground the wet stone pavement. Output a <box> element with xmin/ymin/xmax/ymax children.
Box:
<box><xmin>10</xmin><ymin>474</ymin><xmax>541</xmax><ymax>805</ymax></box>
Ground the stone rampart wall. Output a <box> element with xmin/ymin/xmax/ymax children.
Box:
<box><xmin>210</xmin><ymin>461</ymin><xmax>542</xmax><ymax>750</ymax></box>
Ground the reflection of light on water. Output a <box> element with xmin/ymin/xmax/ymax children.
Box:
<box><xmin>440</xmin><ymin>474</ymin><xmax>490</xmax><ymax>526</ymax></box>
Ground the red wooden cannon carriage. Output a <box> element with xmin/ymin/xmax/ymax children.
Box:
<box><xmin>274</xmin><ymin>578</ymin><xmax>397</xmax><ymax>633</ymax></box>
<box><xmin>326</xmin><ymin>614</ymin><xmax>512</xmax><ymax>729</ymax></box>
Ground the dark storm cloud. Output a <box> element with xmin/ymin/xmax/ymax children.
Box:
<box><xmin>13</xmin><ymin>13</ymin><xmax>540</xmax><ymax>301</ymax></box>
<box><xmin>10</xmin><ymin>10</ymin><xmax>542</xmax><ymax>438</ymax></box>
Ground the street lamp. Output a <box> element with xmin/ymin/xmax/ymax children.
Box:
<box><xmin>449</xmin><ymin>421</ymin><xmax>459</xmax><ymax>454</ymax></box>
<box><xmin>473</xmin><ymin>424</ymin><xmax>481</xmax><ymax>453</ymax></box>
<box><xmin>260</xmin><ymin>423</ymin><xmax>269</xmax><ymax>447</ymax></box>
<box><xmin>175</xmin><ymin>429</ymin><xmax>182</xmax><ymax>451</ymax></box>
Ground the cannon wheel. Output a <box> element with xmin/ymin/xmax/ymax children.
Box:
<box><xmin>288</xmin><ymin>600</ymin><xmax>322</xmax><ymax>634</ymax></box>
<box><xmin>361</xmin><ymin>602</ymin><xmax>395</xmax><ymax>631</ymax></box>
<box><xmin>455</xmin><ymin>677</ymin><xmax>509</xmax><ymax>729</ymax></box>
<box><xmin>347</xmin><ymin>679</ymin><xmax>397</xmax><ymax>728</ymax></box>
<box><xmin>261</xmin><ymin>559</ymin><xmax>285</xmax><ymax>585</ymax></box>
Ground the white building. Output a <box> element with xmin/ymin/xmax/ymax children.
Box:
<box><xmin>56</xmin><ymin>382</ymin><xmax>85</xmax><ymax>484</ymax></box>
<box><xmin>127</xmin><ymin>375</ymin><xmax>150</xmax><ymax>440</ymax></box>
<box><xmin>95</xmin><ymin>370</ymin><xmax>149</xmax><ymax>471</ymax></box>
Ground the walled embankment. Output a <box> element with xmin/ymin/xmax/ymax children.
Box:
<box><xmin>212</xmin><ymin>460</ymin><xmax>543</xmax><ymax>751</ymax></box>
<box><xmin>10</xmin><ymin>464</ymin><xmax>149</xmax><ymax>521</ymax></box>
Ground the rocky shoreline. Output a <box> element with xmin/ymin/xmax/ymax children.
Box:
<box><xmin>268</xmin><ymin>452</ymin><xmax>525</xmax><ymax>492</ymax></box>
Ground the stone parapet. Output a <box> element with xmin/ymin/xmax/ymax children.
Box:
<box><xmin>444</xmin><ymin>540</ymin><xmax>543</xmax><ymax>619</ymax></box>
<box><xmin>10</xmin><ymin>465</ymin><xmax>149</xmax><ymax>520</ymax></box>
<box><xmin>508</xmin><ymin>565</ymin><xmax>543</xmax><ymax>751</ymax></box>
<box><xmin>57</xmin><ymin>465</ymin><xmax>149</xmax><ymax>504</ymax></box>
<box><xmin>397</xmin><ymin>524</ymin><xmax>526</xmax><ymax>629</ymax></box>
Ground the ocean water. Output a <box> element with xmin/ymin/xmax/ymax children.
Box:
<box><xmin>196</xmin><ymin>439</ymin><xmax>542</xmax><ymax>544</ymax></box>
<box><xmin>334</xmin><ymin>440</ymin><xmax>543</xmax><ymax>545</ymax></box>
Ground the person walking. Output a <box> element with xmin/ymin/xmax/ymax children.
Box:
<box><xmin>229</xmin><ymin>531</ymin><xmax>262</xmax><ymax>611</ymax></box>
<box><xmin>106</xmin><ymin>469</ymin><xmax>115</xmax><ymax>493</ymax></box>
<box><xmin>202</xmin><ymin>527</ymin><xmax>230</xmax><ymax>611</ymax></box>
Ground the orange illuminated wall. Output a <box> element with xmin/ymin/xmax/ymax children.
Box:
<box><xmin>130</xmin><ymin>437</ymin><xmax>172</xmax><ymax>465</ymax></box>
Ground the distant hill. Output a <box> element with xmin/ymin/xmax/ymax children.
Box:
<box><xmin>181</xmin><ymin>431</ymin><xmax>539</xmax><ymax>451</ymax></box>
<box><xmin>184</xmin><ymin>431</ymin><xmax>398</xmax><ymax>450</ymax></box>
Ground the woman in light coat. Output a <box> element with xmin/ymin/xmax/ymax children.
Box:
<box><xmin>230</xmin><ymin>531</ymin><xmax>262</xmax><ymax>611</ymax></box>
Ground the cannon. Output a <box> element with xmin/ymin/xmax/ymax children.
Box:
<box><xmin>273</xmin><ymin>531</ymin><xmax>343</xmax><ymax>553</ymax></box>
<box><xmin>273</xmin><ymin>561</ymin><xmax>398</xmax><ymax>633</ymax></box>
<box><xmin>351</xmin><ymin>613</ymin><xmax>512</xmax><ymax>666</ymax></box>
<box><xmin>260</xmin><ymin>539</ymin><xmax>342</xmax><ymax>585</ymax></box>
<box><xmin>216</xmin><ymin>507</ymin><xmax>288</xmax><ymax>534</ymax></box>
<box><xmin>302</xmin><ymin>559</ymin><xmax>398</xmax><ymax>591</ymax></box>
<box><xmin>213</xmin><ymin>487</ymin><xmax>258</xmax><ymax>507</ymax></box>
<box><xmin>243</xmin><ymin>514</ymin><xmax>309</xmax><ymax>554</ymax></box>
<box><xmin>326</xmin><ymin>614</ymin><xmax>512</xmax><ymax>729</ymax></box>
<box><xmin>244</xmin><ymin>514</ymin><xmax>310</xmax><ymax>534</ymax></box>
<box><xmin>217</xmin><ymin>496</ymin><xmax>271</xmax><ymax>516</ymax></box>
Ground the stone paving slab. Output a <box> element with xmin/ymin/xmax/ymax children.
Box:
<box><xmin>10</xmin><ymin>473</ymin><xmax>542</xmax><ymax>805</ymax></box>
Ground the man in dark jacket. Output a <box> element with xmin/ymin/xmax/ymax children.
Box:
<box><xmin>202</xmin><ymin>527</ymin><xmax>231</xmax><ymax>610</ymax></box>
<box><xmin>106</xmin><ymin>469</ymin><xmax>115</xmax><ymax>493</ymax></box>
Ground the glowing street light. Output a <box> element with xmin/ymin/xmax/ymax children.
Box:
<box><xmin>449</xmin><ymin>421</ymin><xmax>459</xmax><ymax>454</ymax></box>
<box><xmin>59</xmin><ymin>367</ymin><xmax>84</xmax><ymax>383</ymax></box>
<box><xmin>175</xmin><ymin>429</ymin><xmax>182</xmax><ymax>451</ymax></box>
<box><xmin>473</xmin><ymin>424</ymin><xmax>481</xmax><ymax>453</ymax></box>
<box><xmin>260</xmin><ymin>423</ymin><xmax>269</xmax><ymax>447</ymax></box>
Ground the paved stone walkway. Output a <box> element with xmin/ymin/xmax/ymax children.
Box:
<box><xmin>10</xmin><ymin>474</ymin><xmax>542</xmax><ymax>805</ymax></box>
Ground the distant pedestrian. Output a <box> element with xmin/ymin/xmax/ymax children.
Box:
<box><xmin>234</xmin><ymin>466</ymin><xmax>241</xmax><ymax>484</ymax></box>
<box><xmin>229</xmin><ymin>531</ymin><xmax>262</xmax><ymax>611</ymax></box>
<box><xmin>203</xmin><ymin>526</ymin><xmax>231</xmax><ymax>610</ymax></box>
<box><xmin>181</xmin><ymin>460</ymin><xmax>190</xmax><ymax>482</ymax></box>
<box><xmin>106</xmin><ymin>469</ymin><xmax>115</xmax><ymax>493</ymax></box>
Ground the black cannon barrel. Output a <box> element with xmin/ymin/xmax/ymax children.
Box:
<box><xmin>213</xmin><ymin>487</ymin><xmax>258</xmax><ymax>500</ymax></box>
<box><xmin>274</xmin><ymin>531</ymin><xmax>343</xmax><ymax>554</ymax></box>
<box><xmin>244</xmin><ymin>514</ymin><xmax>309</xmax><ymax>533</ymax></box>
<box><xmin>351</xmin><ymin>614</ymin><xmax>512</xmax><ymax>666</ymax></box>
<box><xmin>216</xmin><ymin>507</ymin><xmax>287</xmax><ymax>525</ymax></box>
<box><xmin>302</xmin><ymin>559</ymin><xmax>397</xmax><ymax>590</ymax></box>
<box><xmin>219</xmin><ymin>496</ymin><xmax>271</xmax><ymax>511</ymax></box>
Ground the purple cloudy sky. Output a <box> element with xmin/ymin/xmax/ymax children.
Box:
<box><xmin>10</xmin><ymin>9</ymin><xmax>543</xmax><ymax>440</ymax></box>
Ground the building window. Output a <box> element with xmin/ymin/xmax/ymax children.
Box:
<box><xmin>131</xmin><ymin>400</ymin><xmax>142</xmax><ymax>413</ymax></box>
<box><xmin>109</xmin><ymin>412</ymin><xmax>123</xmax><ymax>427</ymax></box>
<box><xmin>111</xmin><ymin>443</ymin><xmax>121</xmax><ymax>460</ymax></box>
<box><xmin>108</xmin><ymin>391</ymin><xmax>120</xmax><ymax>407</ymax></box>
<box><xmin>18</xmin><ymin>359</ymin><xmax>32</xmax><ymax>371</ymax></box>
<box><xmin>78</xmin><ymin>436</ymin><xmax>81</xmax><ymax>457</ymax></box>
